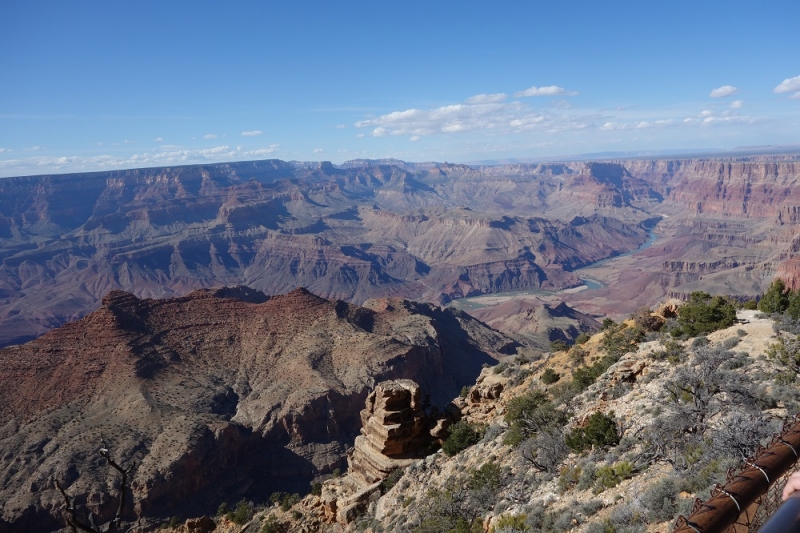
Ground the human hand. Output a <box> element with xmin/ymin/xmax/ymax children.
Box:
<box><xmin>782</xmin><ymin>471</ymin><xmax>800</xmax><ymax>501</ymax></box>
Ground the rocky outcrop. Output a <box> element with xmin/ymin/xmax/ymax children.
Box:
<box><xmin>321</xmin><ymin>380</ymin><xmax>434</xmax><ymax>524</ymax></box>
<box><xmin>467</xmin><ymin>298</ymin><xmax>600</xmax><ymax>350</ymax></box>
<box><xmin>0</xmin><ymin>289</ymin><xmax>516</xmax><ymax>532</ymax></box>
<box><xmin>177</xmin><ymin>516</ymin><xmax>216</xmax><ymax>533</ymax></box>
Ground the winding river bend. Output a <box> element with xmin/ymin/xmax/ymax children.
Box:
<box><xmin>450</xmin><ymin>222</ymin><xmax>660</xmax><ymax>311</ymax></box>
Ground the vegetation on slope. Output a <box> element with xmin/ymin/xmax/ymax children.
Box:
<box><xmin>362</xmin><ymin>293</ymin><xmax>799</xmax><ymax>533</ymax></box>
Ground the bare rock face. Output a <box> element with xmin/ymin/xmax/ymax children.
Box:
<box><xmin>0</xmin><ymin>289</ymin><xmax>515</xmax><ymax>533</ymax></box>
<box><xmin>0</xmin><ymin>160</ymin><xmax>652</xmax><ymax>347</ymax></box>
<box><xmin>352</xmin><ymin>380</ymin><xmax>429</xmax><ymax>484</ymax></box>
<box><xmin>655</xmin><ymin>298</ymin><xmax>683</xmax><ymax>318</ymax></box>
<box><xmin>178</xmin><ymin>516</ymin><xmax>216</xmax><ymax>533</ymax></box>
<box><xmin>467</xmin><ymin>298</ymin><xmax>600</xmax><ymax>350</ymax></box>
<box><xmin>322</xmin><ymin>380</ymin><xmax>432</xmax><ymax>524</ymax></box>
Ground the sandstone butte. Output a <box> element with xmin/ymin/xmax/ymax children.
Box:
<box><xmin>0</xmin><ymin>286</ymin><xmax>522</xmax><ymax>532</ymax></box>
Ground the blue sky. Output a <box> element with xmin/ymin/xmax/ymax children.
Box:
<box><xmin>1</xmin><ymin>1</ymin><xmax>799</xmax><ymax>177</ymax></box>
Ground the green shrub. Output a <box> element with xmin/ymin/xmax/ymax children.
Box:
<box><xmin>230</xmin><ymin>499</ymin><xmax>254</xmax><ymax>525</ymax></box>
<box><xmin>550</xmin><ymin>339</ymin><xmax>569</xmax><ymax>352</ymax></box>
<box><xmin>541</xmin><ymin>368</ymin><xmax>560</xmax><ymax>384</ymax></box>
<box><xmin>572</xmin><ymin>355</ymin><xmax>617</xmax><ymax>390</ymax></box>
<box><xmin>760</xmin><ymin>279</ymin><xmax>791</xmax><ymax>314</ymax></box>
<box><xmin>415</xmin><ymin>483</ymin><xmax>485</xmax><ymax>533</ymax></box>
<box><xmin>269</xmin><ymin>492</ymin><xmax>300</xmax><ymax>512</ymax></box>
<box><xmin>493</xmin><ymin>363</ymin><xmax>508</xmax><ymax>374</ymax></box>
<box><xmin>641</xmin><ymin>477</ymin><xmax>679</xmax><ymax>523</ymax></box>
<box><xmin>569</xmin><ymin>346</ymin><xmax>587</xmax><ymax>365</ymax></box>
<box><xmin>767</xmin><ymin>337</ymin><xmax>800</xmax><ymax>370</ymax></box>
<box><xmin>279</xmin><ymin>493</ymin><xmax>300</xmax><ymax>512</ymax></box>
<box><xmin>503</xmin><ymin>391</ymin><xmax>563</xmax><ymax>446</ymax></box>
<box><xmin>442</xmin><ymin>421</ymin><xmax>485</xmax><ymax>456</ymax></box>
<box><xmin>216</xmin><ymin>502</ymin><xmax>229</xmax><ymax>517</ymax></box>
<box><xmin>381</xmin><ymin>468</ymin><xmax>404</xmax><ymax>493</ymax></box>
<box><xmin>672</xmin><ymin>292</ymin><xmax>737</xmax><ymax>337</ymax></box>
<box><xmin>601</xmin><ymin>318</ymin><xmax>616</xmax><ymax>330</ymax></box>
<box><xmin>505</xmin><ymin>391</ymin><xmax>548</xmax><ymax>423</ymax></box>
<box><xmin>788</xmin><ymin>290</ymin><xmax>800</xmax><ymax>320</ymax></box>
<box><xmin>468</xmin><ymin>461</ymin><xmax>502</xmax><ymax>492</ymax></box>
<box><xmin>602</xmin><ymin>324</ymin><xmax>645</xmax><ymax>358</ymax></box>
<box><xmin>558</xmin><ymin>465</ymin><xmax>582</xmax><ymax>492</ymax></box>
<box><xmin>581</xmin><ymin>499</ymin><xmax>604</xmax><ymax>516</ymax></box>
<box><xmin>261</xmin><ymin>515</ymin><xmax>288</xmax><ymax>533</ymax></box>
<box><xmin>651</xmin><ymin>339</ymin><xmax>686</xmax><ymax>363</ymax></box>
<box><xmin>565</xmin><ymin>412</ymin><xmax>620</xmax><ymax>452</ymax></box>
<box><xmin>575</xmin><ymin>332</ymin><xmax>592</xmax><ymax>345</ymax></box>
<box><xmin>491</xmin><ymin>513</ymin><xmax>530</xmax><ymax>532</ymax></box>
<box><xmin>460</xmin><ymin>385</ymin><xmax>471</xmax><ymax>398</ymax></box>
<box><xmin>691</xmin><ymin>336</ymin><xmax>709</xmax><ymax>348</ymax></box>
<box><xmin>593</xmin><ymin>461</ymin><xmax>634</xmax><ymax>493</ymax></box>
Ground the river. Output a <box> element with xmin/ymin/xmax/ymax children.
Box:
<box><xmin>449</xmin><ymin>221</ymin><xmax>660</xmax><ymax>310</ymax></box>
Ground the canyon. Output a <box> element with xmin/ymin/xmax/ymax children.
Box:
<box><xmin>3</xmin><ymin>153</ymin><xmax>800</xmax><ymax>531</ymax></box>
<box><xmin>2</xmin><ymin>155</ymin><xmax>800</xmax><ymax>347</ymax></box>
<box><xmin>0</xmin><ymin>287</ymin><xmax>520</xmax><ymax>531</ymax></box>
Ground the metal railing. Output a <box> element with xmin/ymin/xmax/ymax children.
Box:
<box><xmin>673</xmin><ymin>414</ymin><xmax>800</xmax><ymax>533</ymax></box>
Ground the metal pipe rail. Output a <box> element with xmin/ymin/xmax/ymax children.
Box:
<box><xmin>674</xmin><ymin>415</ymin><xmax>800</xmax><ymax>533</ymax></box>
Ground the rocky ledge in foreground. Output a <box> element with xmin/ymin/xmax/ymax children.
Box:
<box><xmin>0</xmin><ymin>286</ymin><xmax>524</xmax><ymax>533</ymax></box>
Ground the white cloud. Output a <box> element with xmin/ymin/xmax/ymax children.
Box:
<box><xmin>314</xmin><ymin>148</ymin><xmax>324</xmax><ymax>153</ymax></box>
<box><xmin>248</xmin><ymin>144</ymin><xmax>280</xmax><ymax>156</ymax></box>
<box><xmin>409</xmin><ymin>136</ymin><xmax>421</xmax><ymax>142</ymax></box>
<box><xmin>709</xmin><ymin>85</ymin><xmax>738</xmax><ymax>98</ymax></box>
<box><xmin>203</xmin><ymin>133</ymin><xmax>217</xmax><ymax>139</ymax></box>
<box><xmin>356</xmin><ymin>133</ymin><xmax>365</xmax><ymax>138</ymax></box>
<box><xmin>154</xmin><ymin>137</ymin><xmax>163</xmax><ymax>142</ymax></box>
<box><xmin>0</xmin><ymin>148</ymin><xmax>9</xmax><ymax>153</ymax></box>
<box><xmin>464</xmin><ymin>93</ymin><xmax>507</xmax><ymax>104</ymax></box>
<box><xmin>24</xmin><ymin>146</ymin><xmax>42</xmax><ymax>151</ymax></box>
<box><xmin>0</xmin><ymin>144</ymin><xmax>284</xmax><ymax>177</ymax></box>
<box><xmin>336</xmin><ymin>124</ymin><xmax>347</xmax><ymax>129</ymax></box>
<box><xmin>600</xmin><ymin>119</ymin><xmax>675</xmax><ymax>131</ymax></box>
<box><xmin>700</xmin><ymin>110</ymin><xmax>713</xmax><ymax>116</ymax></box>
<box><xmin>730</xmin><ymin>100</ymin><xmax>744</xmax><ymax>109</ymax></box>
<box><xmin>241</xmin><ymin>130</ymin><xmax>263</xmax><ymax>137</ymax></box>
<box><xmin>354</xmin><ymin>96</ymin><xmax>570</xmax><ymax>138</ymax></box>
<box><xmin>700</xmin><ymin>115</ymin><xmax>758</xmax><ymax>126</ymax></box>
<box><xmin>514</xmin><ymin>85</ymin><xmax>574</xmax><ymax>97</ymax></box>
<box><xmin>791</xmin><ymin>92</ymin><xmax>800</xmax><ymax>100</ymax></box>
<box><xmin>774</xmin><ymin>75</ymin><xmax>800</xmax><ymax>94</ymax></box>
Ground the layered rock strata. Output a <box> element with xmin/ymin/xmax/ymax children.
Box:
<box><xmin>322</xmin><ymin>380</ymin><xmax>436</xmax><ymax>524</ymax></box>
